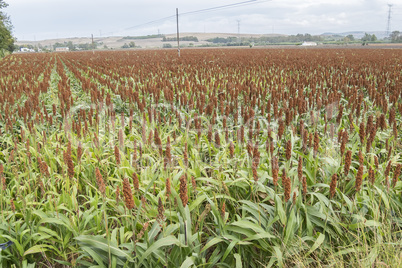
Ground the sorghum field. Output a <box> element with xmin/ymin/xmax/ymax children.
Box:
<box><xmin>0</xmin><ymin>48</ymin><xmax>402</xmax><ymax>267</ymax></box>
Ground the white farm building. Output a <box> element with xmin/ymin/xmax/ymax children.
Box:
<box><xmin>55</xmin><ymin>47</ymin><xmax>69</xmax><ymax>52</ymax></box>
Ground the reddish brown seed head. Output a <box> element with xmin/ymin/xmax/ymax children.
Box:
<box><xmin>147</xmin><ymin>130</ymin><xmax>153</xmax><ymax>146</ymax></box>
<box><xmin>67</xmin><ymin>141</ymin><xmax>72</xmax><ymax>156</ymax></box>
<box><xmin>229</xmin><ymin>141</ymin><xmax>234</xmax><ymax>158</ymax></box>
<box><xmin>393</xmin><ymin>122</ymin><xmax>398</xmax><ymax>138</ymax></box>
<box><xmin>340</xmin><ymin>131</ymin><xmax>348</xmax><ymax>156</ymax></box>
<box><xmin>215</xmin><ymin>131</ymin><xmax>221</xmax><ymax>147</ymax></box>
<box><xmin>359</xmin><ymin>122</ymin><xmax>365</xmax><ymax>144</ymax></box>
<box><xmin>302</xmin><ymin>176</ymin><xmax>307</xmax><ymax>196</ymax></box>
<box><xmin>252</xmin><ymin>143</ymin><xmax>260</xmax><ymax>169</ymax></box>
<box><xmin>355</xmin><ymin>165</ymin><xmax>363</xmax><ymax>192</ymax></box>
<box><xmin>157</xmin><ymin>197</ymin><xmax>165</xmax><ymax>225</ymax></box>
<box><xmin>272</xmin><ymin>156</ymin><xmax>279</xmax><ymax>187</ymax></box>
<box><xmin>330</xmin><ymin>174</ymin><xmax>337</xmax><ymax>198</ymax></box>
<box><xmin>283</xmin><ymin>173</ymin><xmax>291</xmax><ymax>202</ymax></box>
<box><xmin>135</xmin><ymin>222</ymin><xmax>149</xmax><ymax>242</ymax></box>
<box><xmin>385</xmin><ymin>161</ymin><xmax>392</xmax><ymax>178</ymax></box>
<box><xmin>247</xmin><ymin>140</ymin><xmax>253</xmax><ymax>158</ymax></box>
<box><xmin>368</xmin><ymin>167</ymin><xmax>375</xmax><ymax>185</ymax></box>
<box><xmin>118</xmin><ymin>128</ymin><xmax>124</xmax><ymax>149</ymax></box>
<box><xmin>66</xmin><ymin>153</ymin><xmax>74</xmax><ymax>179</ymax></box>
<box><xmin>297</xmin><ymin>157</ymin><xmax>303</xmax><ymax>181</ymax></box>
<box><xmin>344</xmin><ymin>150</ymin><xmax>352</xmax><ymax>176</ymax></box>
<box><xmin>122</xmin><ymin>177</ymin><xmax>135</xmax><ymax>210</ymax></box>
<box><xmin>220</xmin><ymin>201</ymin><xmax>226</xmax><ymax>219</ymax></box>
<box><xmin>77</xmin><ymin>142</ymin><xmax>83</xmax><ymax>162</ymax></box>
<box><xmin>336</xmin><ymin>105</ymin><xmax>343</xmax><ymax>124</ymax></box>
<box><xmin>95</xmin><ymin>168</ymin><xmax>106</xmax><ymax>195</ymax></box>
<box><xmin>278</xmin><ymin>120</ymin><xmax>284</xmax><ymax>141</ymax></box>
<box><xmin>252</xmin><ymin>167</ymin><xmax>258</xmax><ymax>182</ymax></box>
<box><xmin>179</xmin><ymin>175</ymin><xmax>188</xmax><ymax>206</ymax></box>
<box><xmin>166</xmin><ymin>177</ymin><xmax>171</xmax><ymax>199</ymax></box>
<box><xmin>366</xmin><ymin>115</ymin><xmax>373</xmax><ymax>135</ymax></box>
<box><xmin>10</xmin><ymin>198</ymin><xmax>15</xmax><ymax>212</ymax></box>
<box><xmin>165</xmin><ymin>137</ymin><xmax>171</xmax><ymax>167</ymax></box>
<box><xmin>191</xmin><ymin>176</ymin><xmax>197</xmax><ymax>193</ymax></box>
<box><xmin>154</xmin><ymin>128</ymin><xmax>159</xmax><ymax>146</ymax></box>
<box><xmin>379</xmin><ymin>114</ymin><xmax>386</xmax><ymax>130</ymax></box>
<box><xmin>389</xmin><ymin>108</ymin><xmax>395</xmax><ymax>126</ymax></box>
<box><xmin>358</xmin><ymin>150</ymin><xmax>364</xmax><ymax>165</ymax></box>
<box><xmin>240</xmin><ymin>125</ymin><xmax>245</xmax><ymax>143</ymax></box>
<box><xmin>141</xmin><ymin>123</ymin><xmax>147</xmax><ymax>144</ymax></box>
<box><xmin>207</xmin><ymin>125</ymin><xmax>212</xmax><ymax>142</ymax></box>
<box><xmin>114</xmin><ymin>145</ymin><xmax>120</xmax><ymax>165</ymax></box>
<box><xmin>392</xmin><ymin>164</ymin><xmax>401</xmax><ymax>188</ymax></box>
<box><xmin>132</xmin><ymin>172</ymin><xmax>140</xmax><ymax>191</ymax></box>
<box><xmin>38</xmin><ymin>157</ymin><xmax>50</xmax><ymax>177</ymax></box>
<box><xmin>313</xmin><ymin>132</ymin><xmax>319</xmax><ymax>156</ymax></box>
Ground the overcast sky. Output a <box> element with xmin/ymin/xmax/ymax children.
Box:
<box><xmin>4</xmin><ymin>0</ymin><xmax>401</xmax><ymax>41</ymax></box>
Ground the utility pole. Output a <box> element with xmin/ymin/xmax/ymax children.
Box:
<box><xmin>237</xmin><ymin>19</ymin><xmax>241</xmax><ymax>45</ymax></box>
<box><xmin>176</xmin><ymin>8</ymin><xmax>180</xmax><ymax>57</ymax></box>
<box><xmin>386</xmin><ymin>4</ymin><xmax>393</xmax><ymax>37</ymax></box>
<box><xmin>91</xmin><ymin>34</ymin><xmax>94</xmax><ymax>45</ymax></box>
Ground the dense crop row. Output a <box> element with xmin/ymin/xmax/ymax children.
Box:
<box><xmin>0</xmin><ymin>48</ymin><xmax>402</xmax><ymax>267</ymax></box>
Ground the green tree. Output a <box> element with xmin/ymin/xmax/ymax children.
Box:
<box><xmin>0</xmin><ymin>0</ymin><xmax>14</xmax><ymax>55</ymax></box>
<box><xmin>361</xmin><ymin>33</ymin><xmax>371</xmax><ymax>42</ymax></box>
<box><xmin>66</xmin><ymin>41</ymin><xmax>75</xmax><ymax>51</ymax></box>
<box><xmin>361</xmin><ymin>32</ymin><xmax>373</xmax><ymax>45</ymax></box>
<box><xmin>304</xmin><ymin>33</ymin><xmax>313</xmax><ymax>41</ymax></box>
<box><xmin>129</xmin><ymin>41</ymin><xmax>135</xmax><ymax>48</ymax></box>
<box><xmin>371</xmin><ymin>34</ymin><xmax>377</xmax><ymax>42</ymax></box>
<box><xmin>345</xmin><ymin>34</ymin><xmax>355</xmax><ymax>41</ymax></box>
<box><xmin>390</xmin><ymin>31</ymin><xmax>402</xmax><ymax>43</ymax></box>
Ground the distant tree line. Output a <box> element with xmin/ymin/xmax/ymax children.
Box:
<box><xmin>53</xmin><ymin>41</ymin><xmax>97</xmax><ymax>51</ymax></box>
<box><xmin>207</xmin><ymin>34</ymin><xmax>324</xmax><ymax>45</ymax></box>
<box><xmin>162</xmin><ymin>36</ymin><xmax>198</xmax><ymax>42</ymax></box>
<box><xmin>15</xmin><ymin>44</ymin><xmax>43</xmax><ymax>52</ymax></box>
<box><xmin>390</xmin><ymin>31</ymin><xmax>402</xmax><ymax>43</ymax></box>
<box><xmin>122</xmin><ymin>34</ymin><xmax>163</xmax><ymax>40</ymax></box>
<box><xmin>121</xmin><ymin>41</ymin><xmax>136</xmax><ymax>49</ymax></box>
<box><xmin>207</xmin><ymin>37</ymin><xmax>239</xmax><ymax>43</ymax></box>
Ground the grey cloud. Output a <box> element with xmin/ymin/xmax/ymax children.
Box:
<box><xmin>6</xmin><ymin>0</ymin><xmax>399</xmax><ymax>40</ymax></box>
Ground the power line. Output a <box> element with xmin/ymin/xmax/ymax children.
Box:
<box><xmin>124</xmin><ymin>15</ymin><xmax>176</xmax><ymax>31</ymax></box>
<box><xmin>179</xmin><ymin>0</ymin><xmax>268</xmax><ymax>17</ymax></box>
<box><xmin>105</xmin><ymin>0</ymin><xmax>270</xmax><ymax>35</ymax></box>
